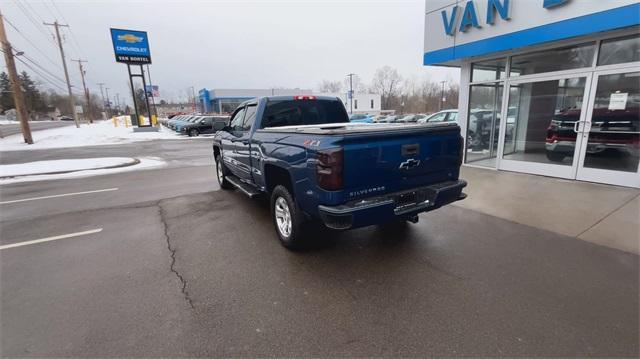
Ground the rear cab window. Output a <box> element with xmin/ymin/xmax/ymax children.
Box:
<box><xmin>261</xmin><ymin>99</ymin><xmax>348</xmax><ymax>128</ymax></box>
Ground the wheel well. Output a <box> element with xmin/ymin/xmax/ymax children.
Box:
<box><xmin>264</xmin><ymin>164</ymin><xmax>293</xmax><ymax>195</ymax></box>
<box><xmin>213</xmin><ymin>146</ymin><xmax>221</xmax><ymax>159</ymax></box>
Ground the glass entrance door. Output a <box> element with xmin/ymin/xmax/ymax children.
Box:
<box><xmin>498</xmin><ymin>74</ymin><xmax>591</xmax><ymax>179</ymax></box>
<box><xmin>575</xmin><ymin>69</ymin><xmax>640</xmax><ymax>187</ymax></box>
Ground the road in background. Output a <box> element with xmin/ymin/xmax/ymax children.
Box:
<box><xmin>1</xmin><ymin>139</ymin><xmax>638</xmax><ymax>357</ymax></box>
<box><xmin>0</xmin><ymin>121</ymin><xmax>74</xmax><ymax>138</ymax></box>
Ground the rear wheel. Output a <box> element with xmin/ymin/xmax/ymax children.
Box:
<box><xmin>215</xmin><ymin>154</ymin><xmax>233</xmax><ymax>189</ymax></box>
<box><xmin>545</xmin><ymin>151</ymin><xmax>565</xmax><ymax>162</ymax></box>
<box><xmin>271</xmin><ymin>185</ymin><xmax>306</xmax><ymax>249</ymax></box>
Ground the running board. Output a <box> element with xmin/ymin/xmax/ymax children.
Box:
<box><xmin>225</xmin><ymin>176</ymin><xmax>261</xmax><ymax>198</ymax></box>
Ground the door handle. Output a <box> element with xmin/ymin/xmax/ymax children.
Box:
<box><xmin>573</xmin><ymin>120</ymin><xmax>585</xmax><ymax>133</ymax></box>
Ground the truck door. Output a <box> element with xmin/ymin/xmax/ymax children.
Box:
<box><xmin>223</xmin><ymin>106</ymin><xmax>246</xmax><ymax>177</ymax></box>
<box><xmin>232</xmin><ymin>104</ymin><xmax>257</xmax><ymax>182</ymax></box>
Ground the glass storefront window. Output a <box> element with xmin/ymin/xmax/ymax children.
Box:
<box><xmin>502</xmin><ymin>77</ymin><xmax>587</xmax><ymax>165</ymax></box>
<box><xmin>471</xmin><ymin>58</ymin><xmax>506</xmax><ymax>82</ymax></box>
<box><xmin>598</xmin><ymin>34</ymin><xmax>640</xmax><ymax>66</ymax></box>
<box><xmin>510</xmin><ymin>43</ymin><xmax>596</xmax><ymax>77</ymax></box>
<box><xmin>583</xmin><ymin>72</ymin><xmax>639</xmax><ymax>173</ymax></box>
<box><xmin>465</xmin><ymin>83</ymin><xmax>503</xmax><ymax>167</ymax></box>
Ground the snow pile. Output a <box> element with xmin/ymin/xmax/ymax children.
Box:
<box><xmin>0</xmin><ymin>119</ymin><xmax>184</xmax><ymax>151</ymax></box>
<box><xmin>0</xmin><ymin>157</ymin><xmax>138</xmax><ymax>177</ymax></box>
<box><xmin>0</xmin><ymin>157</ymin><xmax>166</xmax><ymax>184</ymax></box>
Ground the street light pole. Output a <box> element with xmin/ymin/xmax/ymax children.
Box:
<box><xmin>439</xmin><ymin>81</ymin><xmax>446</xmax><ymax>111</ymax></box>
<box><xmin>346</xmin><ymin>73</ymin><xmax>355</xmax><ymax>115</ymax></box>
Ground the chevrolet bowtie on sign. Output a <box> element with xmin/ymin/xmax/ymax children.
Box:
<box><xmin>110</xmin><ymin>28</ymin><xmax>151</xmax><ymax>64</ymax></box>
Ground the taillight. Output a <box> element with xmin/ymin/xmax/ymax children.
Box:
<box><xmin>294</xmin><ymin>95</ymin><xmax>316</xmax><ymax>100</ymax></box>
<box><xmin>458</xmin><ymin>136</ymin><xmax>464</xmax><ymax>165</ymax></box>
<box><xmin>316</xmin><ymin>148</ymin><xmax>343</xmax><ymax>191</ymax></box>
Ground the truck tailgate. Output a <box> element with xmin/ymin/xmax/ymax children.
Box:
<box><xmin>340</xmin><ymin>124</ymin><xmax>462</xmax><ymax>195</ymax></box>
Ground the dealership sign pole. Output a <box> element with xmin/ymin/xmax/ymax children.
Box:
<box><xmin>110</xmin><ymin>28</ymin><xmax>154</xmax><ymax>129</ymax></box>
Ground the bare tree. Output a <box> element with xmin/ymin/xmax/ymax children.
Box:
<box><xmin>317</xmin><ymin>80</ymin><xmax>342</xmax><ymax>93</ymax></box>
<box><xmin>371</xmin><ymin>66</ymin><xmax>403</xmax><ymax>109</ymax></box>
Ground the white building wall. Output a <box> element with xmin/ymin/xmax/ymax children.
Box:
<box><xmin>318</xmin><ymin>93</ymin><xmax>382</xmax><ymax>114</ymax></box>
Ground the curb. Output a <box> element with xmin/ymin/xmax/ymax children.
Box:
<box><xmin>0</xmin><ymin>158</ymin><xmax>142</xmax><ymax>179</ymax></box>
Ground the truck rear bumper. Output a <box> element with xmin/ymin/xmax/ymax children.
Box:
<box><xmin>318</xmin><ymin>179</ymin><xmax>467</xmax><ymax>230</ymax></box>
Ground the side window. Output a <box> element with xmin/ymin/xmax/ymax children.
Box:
<box><xmin>230</xmin><ymin>107</ymin><xmax>246</xmax><ymax>131</ymax></box>
<box><xmin>242</xmin><ymin>105</ymin><xmax>257</xmax><ymax>131</ymax></box>
<box><xmin>427</xmin><ymin>112</ymin><xmax>447</xmax><ymax>122</ymax></box>
<box><xmin>447</xmin><ymin>112</ymin><xmax>458</xmax><ymax>122</ymax></box>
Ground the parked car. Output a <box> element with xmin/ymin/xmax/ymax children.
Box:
<box><xmin>181</xmin><ymin>116</ymin><xmax>229</xmax><ymax>136</ymax></box>
<box><xmin>373</xmin><ymin>115</ymin><xmax>388</xmax><ymax>122</ymax></box>
<box><xmin>378</xmin><ymin>115</ymin><xmax>398</xmax><ymax>123</ymax></box>
<box><xmin>349</xmin><ymin>114</ymin><xmax>374</xmax><ymax>123</ymax></box>
<box><xmin>212</xmin><ymin>96</ymin><xmax>466</xmax><ymax>249</ymax></box>
<box><xmin>169</xmin><ymin>115</ymin><xmax>197</xmax><ymax>130</ymax></box>
<box><xmin>174</xmin><ymin>116</ymin><xmax>202</xmax><ymax>132</ymax></box>
<box><xmin>58</xmin><ymin>115</ymin><xmax>74</xmax><ymax>121</ymax></box>
<box><xmin>417</xmin><ymin>110</ymin><xmax>458</xmax><ymax>124</ymax></box>
<box><xmin>167</xmin><ymin>115</ymin><xmax>190</xmax><ymax>129</ymax></box>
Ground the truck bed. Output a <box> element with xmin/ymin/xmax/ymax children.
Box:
<box><xmin>259</xmin><ymin>121</ymin><xmax>459</xmax><ymax>135</ymax></box>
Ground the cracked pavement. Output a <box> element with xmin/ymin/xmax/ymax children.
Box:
<box><xmin>1</xmin><ymin>141</ymin><xmax>638</xmax><ymax>357</ymax></box>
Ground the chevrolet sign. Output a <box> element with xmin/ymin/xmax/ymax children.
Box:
<box><xmin>110</xmin><ymin>28</ymin><xmax>151</xmax><ymax>64</ymax></box>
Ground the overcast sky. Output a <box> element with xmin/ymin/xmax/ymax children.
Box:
<box><xmin>3</xmin><ymin>0</ymin><xmax>458</xmax><ymax>104</ymax></box>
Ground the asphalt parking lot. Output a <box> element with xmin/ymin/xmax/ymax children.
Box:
<box><xmin>1</xmin><ymin>139</ymin><xmax>638</xmax><ymax>357</ymax></box>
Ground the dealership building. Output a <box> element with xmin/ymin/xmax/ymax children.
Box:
<box><xmin>198</xmin><ymin>88</ymin><xmax>381</xmax><ymax>115</ymax></box>
<box><xmin>424</xmin><ymin>0</ymin><xmax>639</xmax><ymax>188</ymax></box>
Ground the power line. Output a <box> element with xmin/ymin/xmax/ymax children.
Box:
<box><xmin>49</xmin><ymin>0</ymin><xmax>85</xmax><ymax>59</ymax></box>
<box><xmin>11</xmin><ymin>0</ymin><xmax>55</xmax><ymax>45</ymax></box>
<box><xmin>3</xmin><ymin>16</ymin><xmax>63</xmax><ymax>73</ymax></box>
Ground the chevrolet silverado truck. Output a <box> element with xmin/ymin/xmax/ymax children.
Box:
<box><xmin>212</xmin><ymin>95</ymin><xmax>467</xmax><ymax>249</ymax></box>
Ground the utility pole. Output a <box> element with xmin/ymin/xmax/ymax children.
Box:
<box><xmin>115</xmin><ymin>93</ymin><xmax>120</xmax><ymax>114</ymax></box>
<box><xmin>439</xmin><ymin>80</ymin><xmax>446</xmax><ymax>111</ymax></box>
<box><xmin>105</xmin><ymin>87</ymin><xmax>111</xmax><ymax>117</ymax></box>
<box><xmin>71</xmin><ymin>59</ymin><xmax>92</xmax><ymax>123</ymax></box>
<box><xmin>346</xmin><ymin>73</ymin><xmax>355</xmax><ymax>115</ymax></box>
<box><xmin>0</xmin><ymin>12</ymin><xmax>32</xmax><ymax>144</ymax></box>
<box><xmin>97</xmin><ymin>82</ymin><xmax>108</xmax><ymax>118</ymax></box>
<box><xmin>44</xmin><ymin>20</ymin><xmax>79</xmax><ymax>128</ymax></box>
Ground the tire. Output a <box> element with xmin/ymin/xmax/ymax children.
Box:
<box><xmin>545</xmin><ymin>151</ymin><xmax>565</xmax><ymax>162</ymax></box>
<box><xmin>189</xmin><ymin>128</ymin><xmax>199</xmax><ymax>137</ymax></box>
<box><xmin>215</xmin><ymin>154</ymin><xmax>234</xmax><ymax>190</ymax></box>
<box><xmin>270</xmin><ymin>185</ymin><xmax>306</xmax><ymax>249</ymax></box>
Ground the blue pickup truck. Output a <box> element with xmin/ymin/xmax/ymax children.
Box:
<box><xmin>212</xmin><ymin>95</ymin><xmax>466</xmax><ymax>249</ymax></box>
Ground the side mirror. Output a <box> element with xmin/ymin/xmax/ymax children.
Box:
<box><xmin>213</xmin><ymin>121</ymin><xmax>226</xmax><ymax>131</ymax></box>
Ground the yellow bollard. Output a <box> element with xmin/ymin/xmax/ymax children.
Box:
<box><xmin>139</xmin><ymin>115</ymin><xmax>145</xmax><ymax>126</ymax></box>
<box><xmin>112</xmin><ymin>116</ymin><xmax>117</xmax><ymax>127</ymax></box>
<box><xmin>125</xmin><ymin>116</ymin><xmax>129</xmax><ymax>128</ymax></box>
<box><xmin>152</xmin><ymin>114</ymin><xmax>157</xmax><ymax>126</ymax></box>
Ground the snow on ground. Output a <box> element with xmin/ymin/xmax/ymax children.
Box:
<box><xmin>0</xmin><ymin>157</ymin><xmax>138</xmax><ymax>177</ymax></box>
<box><xmin>0</xmin><ymin>157</ymin><xmax>166</xmax><ymax>185</ymax></box>
<box><xmin>0</xmin><ymin>119</ymin><xmax>19</xmax><ymax>125</ymax></box>
<box><xmin>0</xmin><ymin>119</ymin><xmax>185</xmax><ymax>151</ymax></box>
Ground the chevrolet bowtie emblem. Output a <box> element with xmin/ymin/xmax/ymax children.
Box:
<box><xmin>118</xmin><ymin>34</ymin><xmax>143</xmax><ymax>43</ymax></box>
<box><xmin>399</xmin><ymin>159</ymin><xmax>421</xmax><ymax>170</ymax></box>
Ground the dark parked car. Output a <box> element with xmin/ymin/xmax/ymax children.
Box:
<box><xmin>181</xmin><ymin>116</ymin><xmax>229</xmax><ymax>136</ymax></box>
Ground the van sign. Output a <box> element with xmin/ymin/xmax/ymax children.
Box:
<box><xmin>110</xmin><ymin>28</ymin><xmax>151</xmax><ymax>64</ymax></box>
<box><xmin>441</xmin><ymin>0</ymin><xmax>571</xmax><ymax>36</ymax></box>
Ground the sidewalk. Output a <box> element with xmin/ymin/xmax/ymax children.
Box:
<box><xmin>455</xmin><ymin>166</ymin><xmax>640</xmax><ymax>255</ymax></box>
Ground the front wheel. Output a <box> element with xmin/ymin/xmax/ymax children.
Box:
<box><xmin>270</xmin><ymin>185</ymin><xmax>306</xmax><ymax>249</ymax></box>
<box><xmin>215</xmin><ymin>154</ymin><xmax>234</xmax><ymax>189</ymax></box>
<box><xmin>189</xmin><ymin>128</ymin><xmax>199</xmax><ymax>137</ymax></box>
